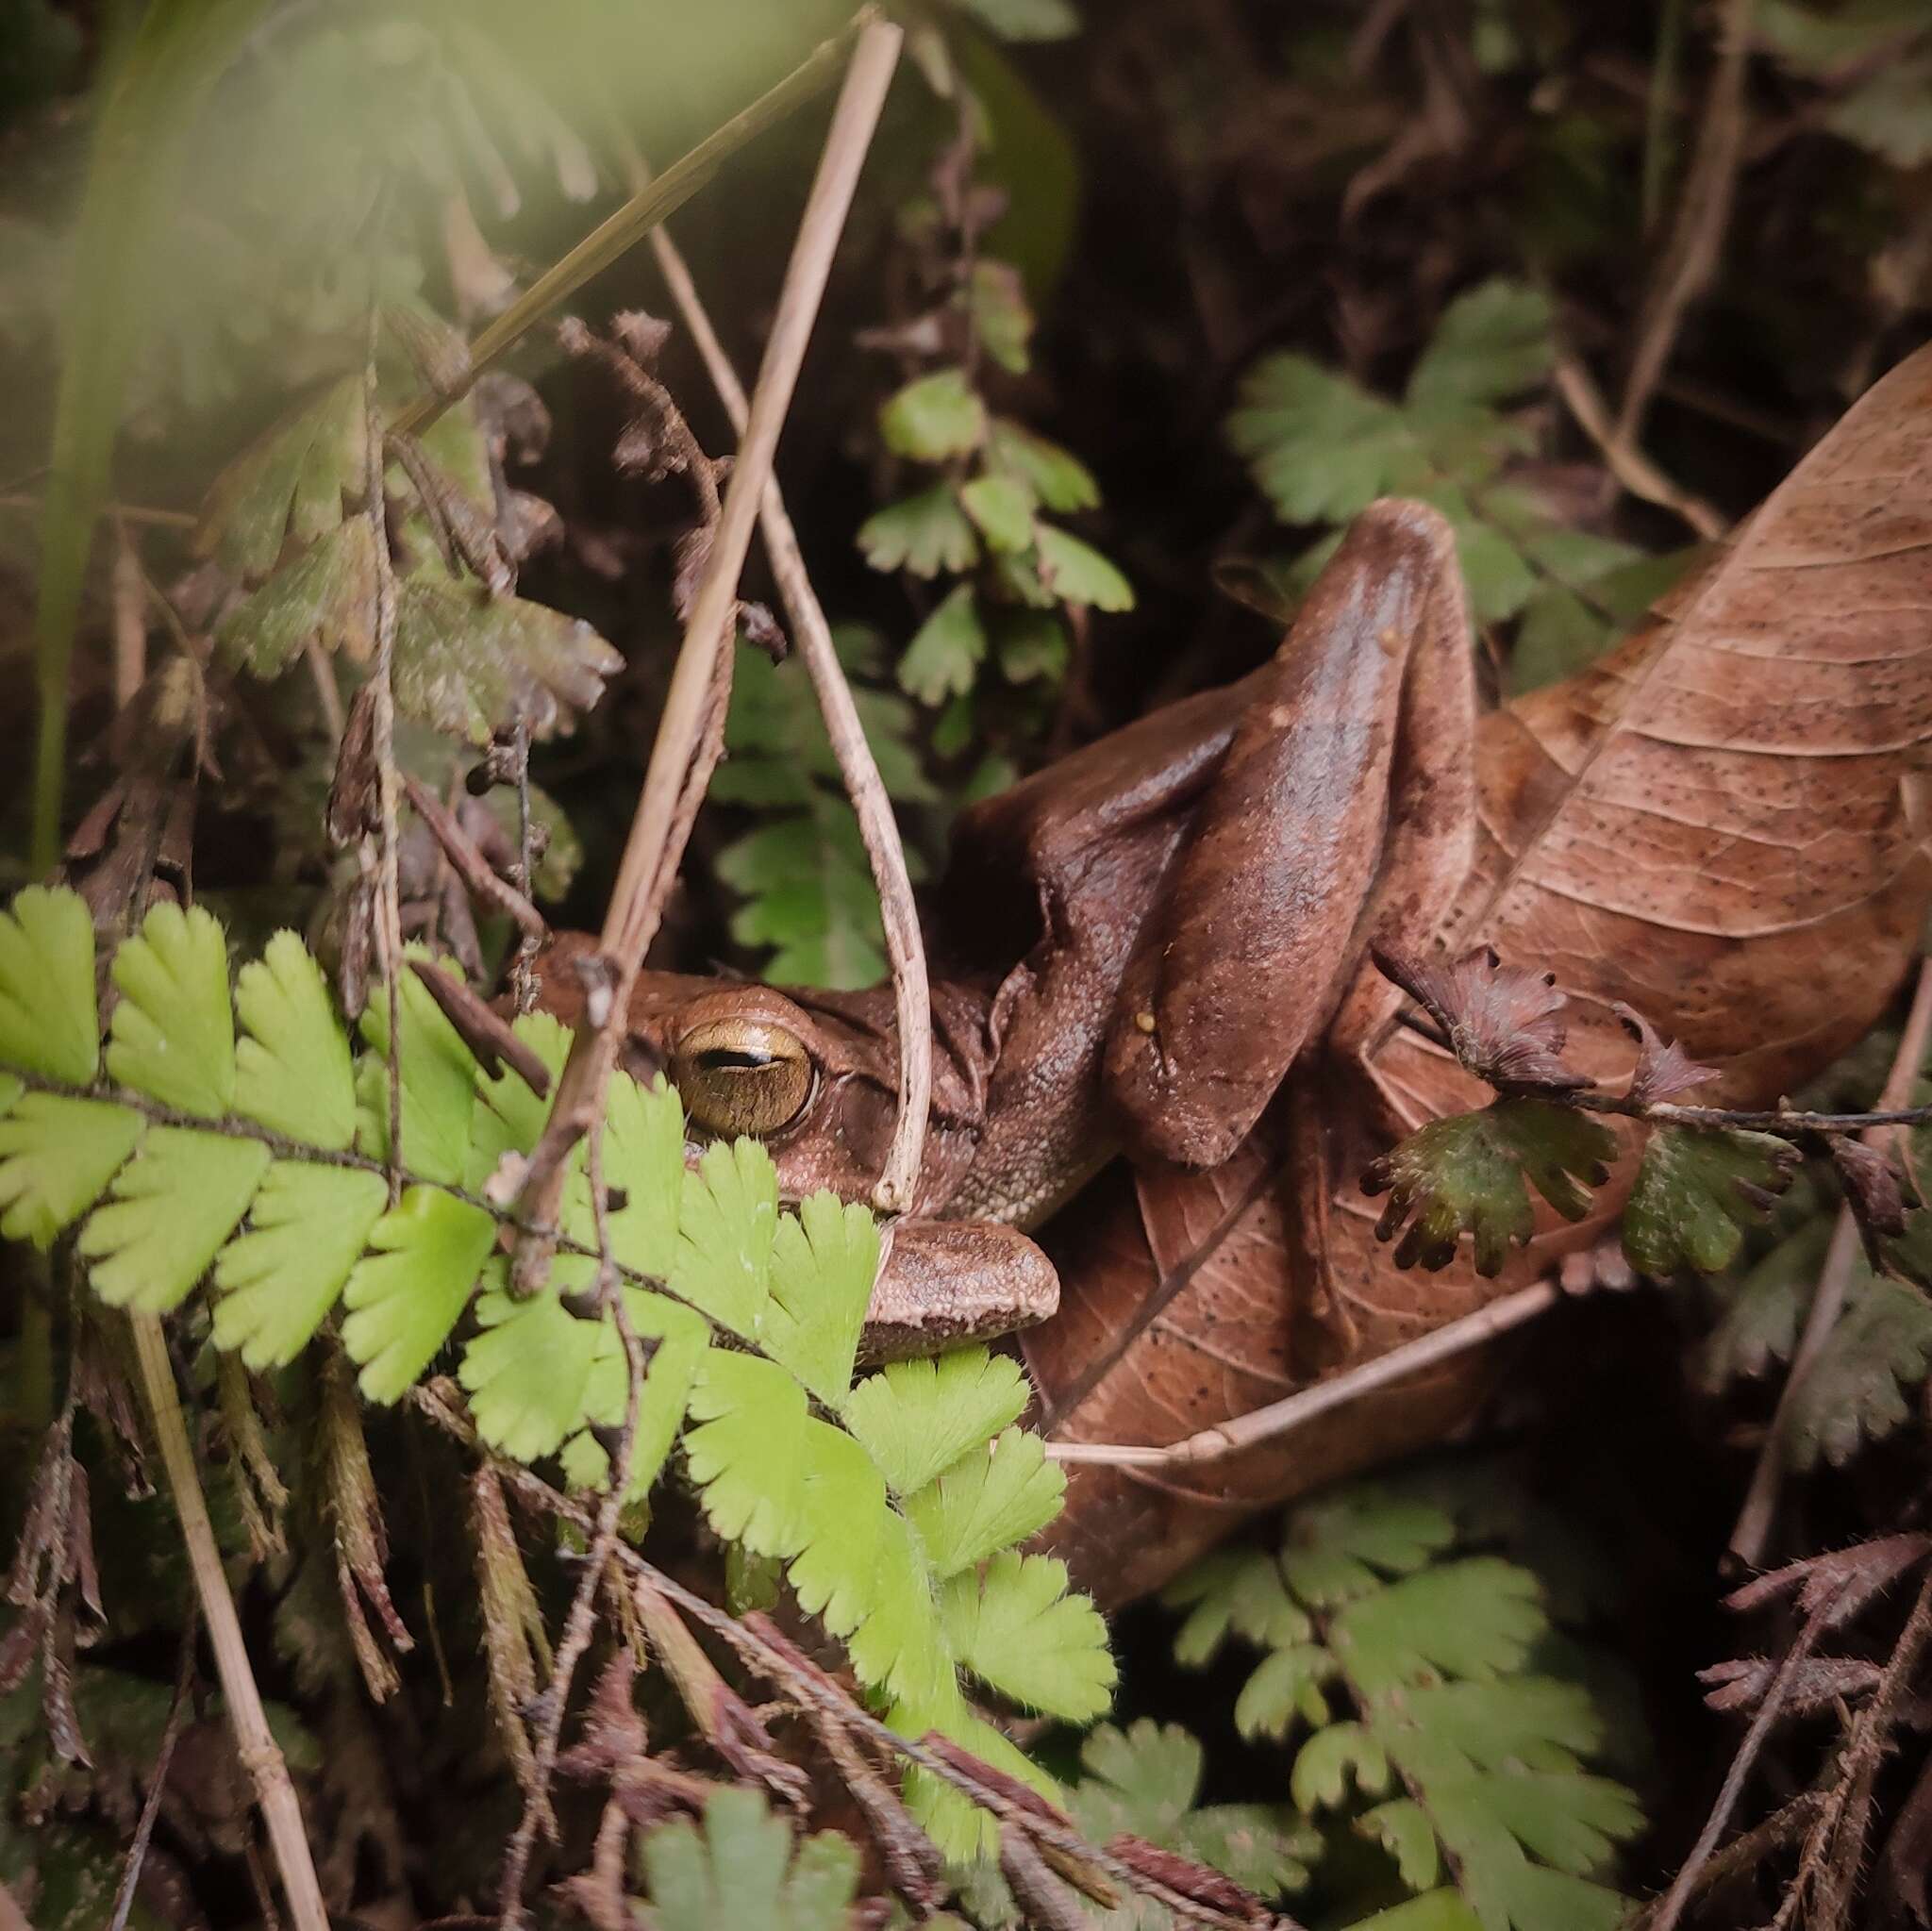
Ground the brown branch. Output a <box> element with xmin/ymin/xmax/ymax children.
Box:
<box><xmin>635</xmin><ymin>167</ymin><xmax>935</xmax><ymax>1214</ymax></box>
<box><xmin>509</xmin><ymin>16</ymin><xmax>905</xmax><ymax>1288</ymax></box>
<box><xmin>130</xmin><ymin>1316</ymin><xmax>328</xmax><ymax>1931</ymax></box>
<box><xmin>408</xmin><ymin>957</ymin><xmax>553</xmax><ymax>1096</ymax></box>
<box><xmin>507</xmin><ymin>720</ymin><xmax>540</xmax><ymax>1011</ymax></box>
<box><xmin>1554</xmin><ymin>351</ymin><xmax>1727</xmax><ymax>541</ymax></box>
<box><xmin>400</xmin><ymin>772</ymin><xmax>545</xmax><ymax>942</ymax></box>
<box><xmin>1659</xmin><ymin>1790</ymin><xmax>1825</xmax><ymax>1915</ymax></box>
<box><xmin>111</xmin><ymin>524</ymin><xmax>146</xmax><ymax>713</ymax></box>
<box><xmin>1728</xmin><ymin>955</ymin><xmax>1932</xmax><ymax>1569</ymax></box>
<box><xmin>304</xmin><ymin>641</ymin><xmax>345</xmax><ymax>743</ymax></box>
<box><xmin>0</xmin><ymin>491</ymin><xmax>196</xmax><ymax>530</ymax></box>
<box><xmin>1575</xmin><ymin>1095</ymin><xmax>1932</xmax><ymax>1135</ymax></box>
<box><xmin>1783</xmin><ymin>1564</ymin><xmax>1932</xmax><ymax>1929</ymax></box>
<box><xmin>1392</xmin><ymin>1007</ymin><xmax>1932</xmax><ymax>1138</ymax></box>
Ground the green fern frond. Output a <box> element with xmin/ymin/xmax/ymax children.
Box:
<box><xmin>1163</xmin><ymin>1472</ymin><xmax>1643</xmax><ymax>1931</ymax></box>
<box><xmin>714</xmin><ymin>631</ymin><xmax>934</xmax><ymax>990</ymax></box>
<box><xmin>841</xmin><ymin>1346</ymin><xmax>1033</xmax><ymax>1495</ymax></box>
<box><xmin>1225</xmin><ymin>278</ymin><xmax>1692</xmax><ymax>687</ymax></box>
<box><xmin>1069</xmin><ymin>1719</ymin><xmax>1319</xmax><ymax>1929</ymax></box>
<box><xmin>0</xmin><ymin>887</ymin><xmax>1112</xmax><ymax>1855</ymax></box>
<box><xmin>635</xmin><ymin>1787</ymin><xmax>861</xmax><ymax>1931</ymax></box>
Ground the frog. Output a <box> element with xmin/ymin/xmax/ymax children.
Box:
<box><xmin>535</xmin><ymin>385</ymin><xmax>1932</xmax><ymax>1607</ymax></box>
<box><xmin>536</xmin><ymin>502</ymin><xmax>1475</xmax><ymax>1337</ymax></box>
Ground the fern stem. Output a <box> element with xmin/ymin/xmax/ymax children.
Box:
<box><xmin>128</xmin><ymin>1312</ymin><xmax>328</xmax><ymax>1931</ymax></box>
<box><xmin>0</xmin><ymin>1059</ymin><xmax>854</xmax><ymax>1408</ymax></box>
<box><xmin>1615</xmin><ymin>0</ymin><xmax>1758</xmax><ymax>452</ymax></box>
<box><xmin>384</xmin><ymin>13</ymin><xmax>867</xmax><ymax>443</ymax></box>
<box><xmin>108</xmin><ymin>1611</ymin><xmax>197</xmax><ymax>1931</ymax></box>
<box><xmin>1647</xmin><ymin>1584</ymin><xmax>1847</xmax><ymax>1931</ymax></box>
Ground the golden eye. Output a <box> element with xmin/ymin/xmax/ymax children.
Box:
<box><xmin>672</xmin><ymin>1019</ymin><xmax>814</xmax><ymax>1139</ymax></box>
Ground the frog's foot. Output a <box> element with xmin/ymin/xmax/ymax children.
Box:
<box><xmin>859</xmin><ymin>1218</ymin><xmax>1060</xmax><ymax>1363</ymax></box>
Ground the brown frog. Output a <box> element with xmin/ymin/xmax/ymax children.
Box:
<box><xmin>536</xmin><ymin>349</ymin><xmax>1932</xmax><ymax>1606</ymax></box>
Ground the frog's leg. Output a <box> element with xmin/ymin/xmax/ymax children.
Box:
<box><xmin>1103</xmin><ymin>497</ymin><xmax>1477</xmax><ymax>1168</ymax></box>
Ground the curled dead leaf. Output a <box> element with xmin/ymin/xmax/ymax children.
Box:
<box><xmin>1832</xmin><ymin>1137</ymin><xmax>1919</xmax><ymax>1262</ymax></box>
<box><xmin>1612</xmin><ymin>1001</ymin><xmax>1719</xmax><ymax>1107</ymax></box>
<box><xmin>1372</xmin><ymin>943</ymin><xmax>1591</xmax><ymax>1092</ymax></box>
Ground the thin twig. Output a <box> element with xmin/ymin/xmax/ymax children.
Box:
<box><xmin>386</xmin><ymin>16</ymin><xmax>867</xmax><ymax>441</ymax></box>
<box><xmin>1555</xmin><ymin>351</ymin><xmax>1727</xmax><ymax>541</ymax></box>
<box><xmin>1044</xmin><ymin>1277</ymin><xmax>1560</xmax><ymax>1470</ymax></box>
<box><xmin>1645</xmin><ymin>1582</ymin><xmax>1849</xmax><ymax>1931</ymax></box>
<box><xmin>0</xmin><ymin>1060</ymin><xmax>810</xmax><ymax>1380</ymax></box>
<box><xmin>508</xmin><ymin>719</ymin><xmax>539</xmax><ymax>1011</ymax></box>
<box><xmin>1662</xmin><ymin>1790</ymin><xmax>1826</xmax><ymax>1913</ymax></box>
<box><xmin>1728</xmin><ymin>956</ymin><xmax>1932</xmax><ymax>1568</ymax></box>
<box><xmin>1641</xmin><ymin>0</ymin><xmax>1689</xmax><ymax>230</ymax></box>
<box><xmin>634</xmin><ymin>158</ymin><xmax>933</xmax><ymax>1212</ymax></box>
<box><xmin>108</xmin><ymin>1610</ymin><xmax>197</xmax><ymax>1931</ymax></box>
<box><xmin>510</xmin><ymin>15</ymin><xmax>904</xmax><ymax>1285</ymax></box>
<box><xmin>1615</xmin><ymin>0</ymin><xmax>1758</xmax><ymax>451</ymax></box>
<box><xmin>364</xmin><ymin>335</ymin><xmax>407</xmax><ymax>1204</ymax></box>
<box><xmin>0</xmin><ymin>491</ymin><xmax>196</xmax><ymax>529</ymax></box>
<box><xmin>1567</xmin><ymin>1092</ymin><xmax>1932</xmax><ymax>1137</ymax></box>
<box><xmin>303</xmin><ymin>641</ymin><xmax>345</xmax><ymax>744</ymax></box>
<box><xmin>495</xmin><ymin>1119</ymin><xmax>645</xmax><ymax>1929</ymax></box>
<box><xmin>129</xmin><ymin>1315</ymin><xmax>327</xmax><ymax>1931</ymax></box>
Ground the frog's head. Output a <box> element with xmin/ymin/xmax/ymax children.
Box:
<box><xmin>526</xmin><ymin>933</ymin><xmax>989</xmax><ymax>1215</ymax></box>
<box><xmin>525</xmin><ymin>934</ymin><xmax>1060</xmax><ymax>1355</ymax></box>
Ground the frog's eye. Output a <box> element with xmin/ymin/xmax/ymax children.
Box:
<box><xmin>672</xmin><ymin>1018</ymin><xmax>815</xmax><ymax>1139</ymax></box>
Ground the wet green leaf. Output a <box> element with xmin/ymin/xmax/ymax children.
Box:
<box><xmin>1364</xmin><ymin>1101</ymin><xmax>1617</xmax><ymax>1275</ymax></box>
<box><xmin>879</xmin><ymin>367</ymin><xmax>987</xmax><ymax>460</ymax></box>
<box><xmin>987</xmin><ymin>418</ymin><xmax>1100</xmax><ymax>511</ymax></box>
<box><xmin>857</xmin><ymin>485</ymin><xmax>981</xmax><ymax>577</ymax></box>
<box><xmin>899</xmin><ymin>583</ymin><xmax>989</xmax><ymax>705</ymax></box>
<box><xmin>1034</xmin><ymin>524</ymin><xmax>1134</xmax><ymax>610</ymax></box>
<box><xmin>1622</xmin><ymin>1125</ymin><xmax>1798</xmax><ymax>1276</ymax></box>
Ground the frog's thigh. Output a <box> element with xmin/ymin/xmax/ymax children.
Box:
<box><xmin>1105</xmin><ymin>499</ymin><xmax>1473</xmax><ymax>1167</ymax></box>
<box><xmin>1325</xmin><ymin>524</ymin><xmax>1479</xmax><ymax>1070</ymax></box>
